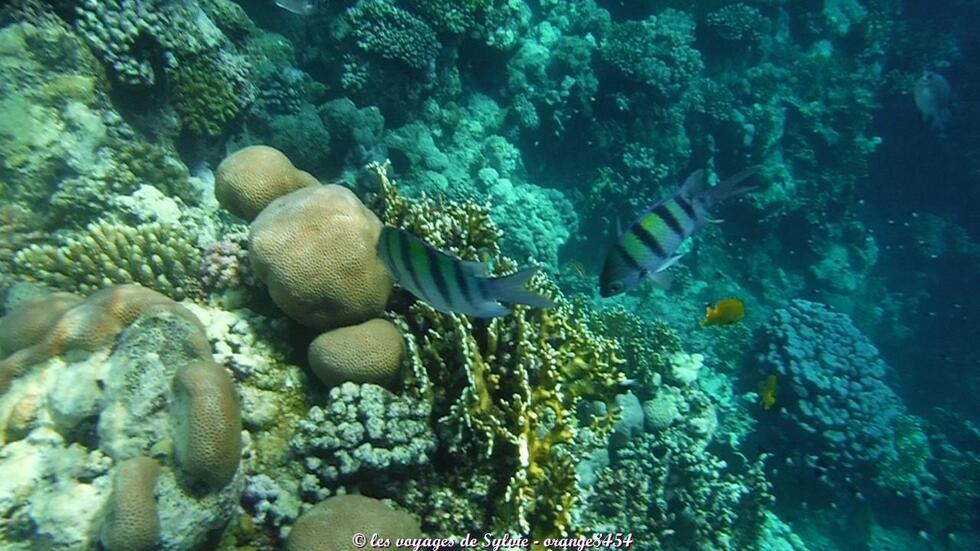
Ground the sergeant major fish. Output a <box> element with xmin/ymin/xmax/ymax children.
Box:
<box><xmin>377</xmin><ymin>226</ymin><xmax>554</xmax><ymax>317</ymax></box>
<box><xmin>600</xmin><ymin>167</ymin><xmax>759</xmax><ymax>297</ymax></box>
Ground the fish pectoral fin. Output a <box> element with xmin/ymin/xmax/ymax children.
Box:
<box><xmin>647</xmin><ymin>270</ymin><xmax>674</xmax><ymax>290</ymax></box>
<box><xmin>656</xmin><ymin>254</ymin><xmax>684</xmax><ymax>272</ymax></box>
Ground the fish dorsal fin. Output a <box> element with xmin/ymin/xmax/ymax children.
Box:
<box><xmin>678</xmin><ymin>169</ymin><xmax>707</xmax><ymax>197</ymax></box>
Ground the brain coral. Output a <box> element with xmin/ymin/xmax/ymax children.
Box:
<box><xmin>286</xmin><ymin>494</ymin><xmax>422</xmax><ymax>551</ymax></box>
<box><xmin>248</xmin><ymin>184</ymin><xmax>393</xmax><ymax>330</ymax></box>
<box><xmin>100</xmin><ymin>456</ymin><xmax>162</xmax><ymax>551</ymax></box>
<box><xmin>172</xmin><ymin>359</ymin><xmax>242</xmax><ymax>490</ymax></box>
<box><xmin>0</xmin><ymin>284</ymin><xmax>207</xmax><ymax>395</ymax></box>
<box><xmin>308</xmin><ymin>319</ymin><xmax>405</xmax><ymax>390</ymax></box>
<box><xmin>215</xmin><ymin>145</ymin><xmax>319</xmax><ymax>221</ymax></box>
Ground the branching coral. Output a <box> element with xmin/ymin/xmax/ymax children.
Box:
<box><xmin>364</xmin><ymin>162</ymin><xmax>624</xmax><ymax>541</ymax></box>
<box><xmin>599</xmin><ymin>9</ymin><xmax>704</xmax><ymax>100</ymax></box>
<box><xmin>13</xmin><ymin>219</ymin><xmax>203</xmax><ymax>300</ymax></box>
<box><xmin>347</xmin><ymin>0</ymin><xmax>441</xmax><ymax>72</ymax></box>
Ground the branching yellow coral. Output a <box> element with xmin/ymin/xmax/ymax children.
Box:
<box><xmin>366</xmin><ymin>162</ymin><xmax>624</xmax><ymax>542</ymax></box>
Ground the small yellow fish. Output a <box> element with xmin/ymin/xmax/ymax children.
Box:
<box><xmin>700</xmin><ymin>298</ymin><xmax>745</xmax><ymax>327</ymax></box>
<box><xmin>761</xmin><ymin>375</ymin><xmax>777</xmax><ymax>410</ymax></box>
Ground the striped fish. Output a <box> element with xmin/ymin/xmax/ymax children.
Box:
<box><xmin>599</xmin><ymin>167</ymin><xmax>759</xmax><ymax>297</ymax></box>
<box><xmin>377</xmin><ymin>227</ymin><xmax>554</xmax><ymax>317</ymax></box>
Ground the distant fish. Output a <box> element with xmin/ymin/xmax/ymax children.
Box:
<box><xmin>377</xmin><ymin>226</ymin><xmax>554</xmax><ymax>317</ymax></box>
<box><xmin>274</xmin><ymin>0</ymin><xmax>316</xmax><ymax>15</ymax></box>
<box><xmin>700</xmin><ymin>298</ymin><xmax>745</xmax><ymax>327</ymax></box>
<box><xmin>913</xmin><ymin>71</ymin><xmax>951</xmax><ymax>130</ymax></box>
<box><xmin>760</xmin><ymin>375</ymin><xmax>777</xmax><ymax>410</ymax></box>
<box><xmin>564</xmin><ymin>259</ymin><xmax>587</xmax><ymax>278</ymax></box>
<box><xmin>599</xmin><ymin>167</ymin><xmax>760</xmax><ymax>297</ymax></box>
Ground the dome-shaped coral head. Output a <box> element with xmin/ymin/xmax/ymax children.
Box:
<box><xmin>913</xmin><ymin>71</ymin><xmax>951</xmax><ymax>131</ymax></box>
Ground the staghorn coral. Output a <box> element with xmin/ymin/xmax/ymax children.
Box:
<box><xmin>365</xmin><ymin>162</ymin><xmax>624</xmax><ymax>541</ymax></box>
<box><xmin>13</xmin><ymin>219</ymin><xmax>203</xmax><ymax>300</ymax></box>
<box><xmin>347</xmin><ymin>0</ymin><xmax>441</xmax><ymax>72</ymax></box>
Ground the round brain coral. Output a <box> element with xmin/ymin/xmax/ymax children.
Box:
<box><xmin>215</xmin><ymin>145</ymin><xmax>319</xmax><ymax>221</ymax></box>
<box><xmin>286</xmin><ymin>494</ymin><xmax>422</xmax><ymax>551</ymax></box>
<box><xmin>308</xmin><ymin>319</ymin><xmax>405</xmax><ymax>390</ymax></box>
<box><xmin>248</xmin><ymin>184</ymin><xmax>393</xmax><ymax>330</ymax></box>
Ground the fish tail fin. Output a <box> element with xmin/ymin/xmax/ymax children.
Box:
<box><xmin>488</xmin><ymin>266</ymin><xmax>555</xmax><ymax>310</ymax></box>
<box><xmin>699</xmin><ymin>165</ymin><xmax>761</xmax><ymax>207</ymax></box>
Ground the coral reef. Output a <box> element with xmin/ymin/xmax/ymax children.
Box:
<box><xmin>365</xmin><ymin>162</ymin><xmax>623</xmax><ymax>540</ymax></box>
<box><xmin>0</xmin><ymin>285</ymin><xmax>243</xmax><ymax>549</ymax></box>
<box><xmin>754</xmin><ymin>300</ymin><xmax>904</xmax><ymax>494</ymax></box>
<box><xmin>347</xmin><ymin>0</ymin><xmax>441</xmax><ymax>72</ymax></box>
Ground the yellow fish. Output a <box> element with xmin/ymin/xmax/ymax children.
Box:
<box><xmin>761</xmin><ymin>375</ymin><xmax>777</xmax><ymax>410</ymax></box>
<box><xmin>700</xmin><ymin>298</ymin><xmax>745</xmax><ymax>327</ymax></box>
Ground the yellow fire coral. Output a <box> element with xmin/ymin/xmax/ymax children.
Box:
<box><xmin>367</xmin><ymin>162</ymin><xmax>624</xmax><ymax>542</ymax></box>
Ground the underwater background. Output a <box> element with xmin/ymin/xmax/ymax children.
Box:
<box><xmin>0</xmin><ymin>0</ymin><xmax>978</xmax><ymax>549</ymax></box>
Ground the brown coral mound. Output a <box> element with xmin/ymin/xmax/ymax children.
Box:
<box><xmin>249</xmin><ymin>184</ymin><xmax>393</xmax><ymax>330</ymax></box>
<box><xmin>308</xmin><ymin>318</ymin><xmax>405</xmax><ymax>389</ymax></box>
<box><xmin>286</xmin><ymin>494</ymin><xmax>422</xmax><ymax>551</ymax></box>
<box><xmin>0</xmin><ymin>284</ymin><xmax>209</xmax><ymax>394</ymax></box>
<box><xmin>215</xmin><ymin>145</ymin><xmax>319</xmax><ymax>221</ymax></box>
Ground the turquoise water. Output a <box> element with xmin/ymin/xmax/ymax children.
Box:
<box><xmin>0</xmin><ymin>0</ymin><xmax>977</xmax><ymax>549</ymax></box>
